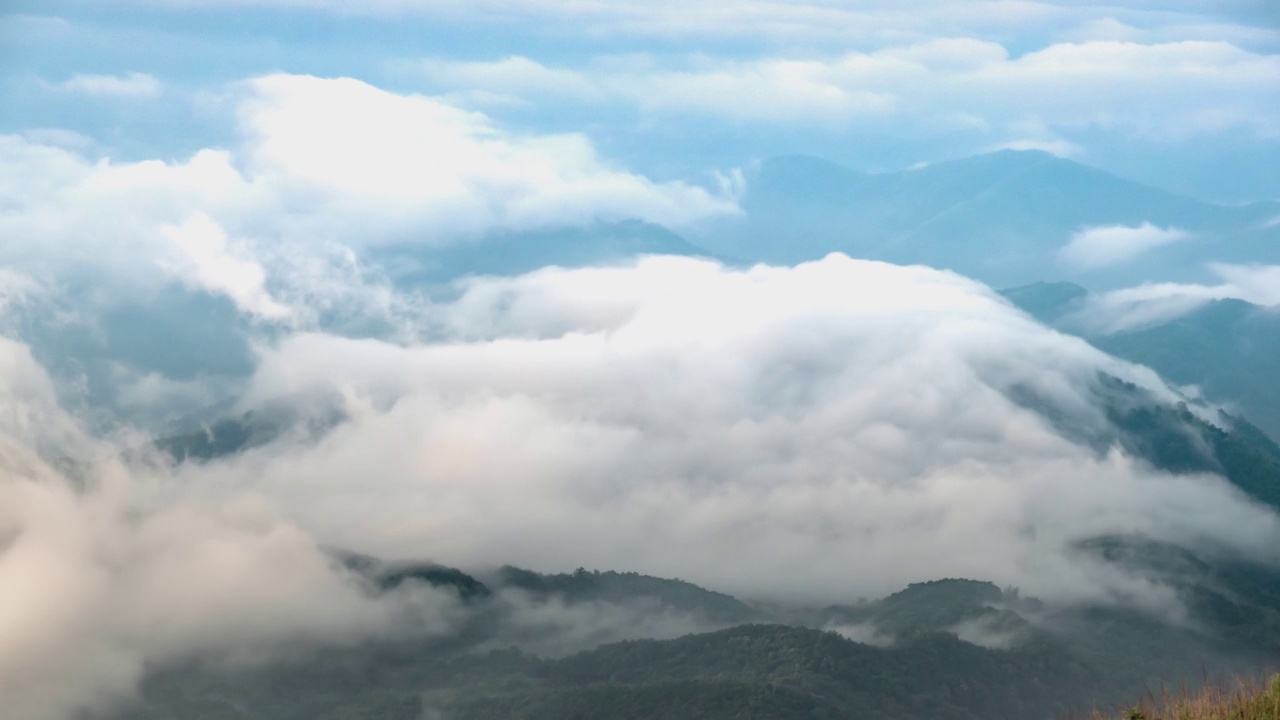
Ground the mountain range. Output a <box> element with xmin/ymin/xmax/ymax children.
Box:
<box><xmin>105</xmin><ymin>547</ymin><xmax>1280</xmax><ymax>720</ymax></box>
<box><xmin>698</xmin><ymin>149</ymin><xmax>1279</xmax><ymax>289</ymax></box>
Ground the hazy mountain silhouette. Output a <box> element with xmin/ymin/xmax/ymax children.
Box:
<box><xmin>705</xmin><ymin>150</ymin><xmax>1278</xmax><ymax>288</ymax></box>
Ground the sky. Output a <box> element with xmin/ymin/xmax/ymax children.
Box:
<box><xmin>2</xmin><ymin>0</ymin><xmax>1279</xmax><ymax>200</ymax></box>
<box><xmin>3</xmin><ymin>3</ymin><xmax>1280</xmax><ymax>718</ymax></box>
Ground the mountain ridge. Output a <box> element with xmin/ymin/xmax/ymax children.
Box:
<box><xmin>709</xmin><ymin>149</ymin><xmax>1280</xmax><ymax>288</ymax></box>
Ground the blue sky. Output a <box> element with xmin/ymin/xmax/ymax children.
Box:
<box><xmin>3</xmin><ymin>0</ymin><xmax>1279</xmax><ymax>200</ymax></box>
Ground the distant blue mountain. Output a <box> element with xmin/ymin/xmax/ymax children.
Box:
<box><xmin>371</xmin><ymin>219</ymin><xmax>716</xmax><ymax>287</ymax></box>
<box><xmin>705</xmin><ymin>150</ymin><xmax>1278</xmax><ymax>288</ymax></box>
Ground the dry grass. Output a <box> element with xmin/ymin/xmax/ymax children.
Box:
<box><xmin>1088</xmin><ymin>674</ymin><xmax>1280</xmax><ymax>720</ymax></box>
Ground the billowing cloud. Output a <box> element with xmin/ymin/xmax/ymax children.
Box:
<box><xmin>5</xmin><ymin>253</ymin><xmax>1280</xmax><ymax>718</ymax></box>
<box><xmin>1058</xmin><ymin>222</ymin><xmax>1190</xmax><ymax>269</ymax></box>
<box><xmin>160</xmin><ymin>213</ymin><xmax>292</xmax><ymax>320</ymax></box>
<box><xmin>237</xmin><ymin>74</ymin><xmax>734</xmax><ymax>240</ymax></box>
<box><xmin>0</xmin><ymin>74</ymin><xmax>735</xmax><ymax>321</ymax></box>
<box><xmin>54</xmin><ymin>72</ymin><xmax>162</xmax><ymax>99</ymax></box>
<box><xmin>166</xmin><ymin>255</ymin><xmax>1280</xmax><ymax>608</ymax></box>
<box><xmin>0</xmin><ymin>336</ymin><xmax>463</xmax><ymax>720</ymax></box>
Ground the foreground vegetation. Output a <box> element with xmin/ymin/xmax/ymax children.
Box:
<box><xmin>107</xmin><ymin>572</ymin><xmax>1280</xmax><ymax>720</ymax></box>
<box><xmin>1092</xmin><ymin>675</ymin><xmax>1280</xmax><ymax>720</ymax></box>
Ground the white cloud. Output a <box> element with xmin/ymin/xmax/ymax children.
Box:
<box><xmin>170</xmin><ymin>255</ymin><xmax>1280</xmax><ymax>608</ymax></box>
<box><xmin>111</xmin><ymin>1</ymin><xmax>1280</xmax><ymax>49</ymax></box>
<box><xmin>611</xmin><ymin>57</ymin><xmax>898</xmax><ymax>125</ymax></box>
<box><xmin>988</xmin><ymin>136</ymin><xmax>1083</xmax><ymax>157</ymax></box>
<box><xmin>827</xmin><ymin>621</ymin><xmax>894</xmax><ymax>646</ymax></box>
<box><xmin>160</xmin><ymin>214</ymin><xmax>292</xmax><ymax>320</ymax></box>
<box><xmin>0</xmin><ymin>74</ymin><xmax>736</xmax><ymax>321</ymax></box>
<box><xmin>1068</xmin><ymin>263</ymin><xmax>1280</xmax><ymax>333</ymax></box>
<box><xmin>0</xmin><ymin>136</ymin><xmax>249</xmax><ymax>277</ymax></box>
<box><xmin>17</xmin><ymin>129</ymin><xmax>95</xmax><ymax>152</ymax></box>
<box><xmin>985</xmin><ymin>41</ymin><xmax>1279</xmax><ymax>137</ymax></box>
<box><xmin>4</xmin><ymin>249</ymin><xmax>1280</xmax><ymax>716</ymax></box>
<box><xmin>55</xmin><ymin>72</ymin><xmax>162</xmax><ymax>99</ymax></box>
<box><xmin>0</xmin><ymin>270</ymin><xmax>41</xmax><ymax>320</ymax></box>
<box><xmin>0</xmin><ymin>336</ymin><xmax>464</xmax><ymax>720</ymax></box>
<box><xmin>1063</xmin><ymin>17</ymin><xmax>1145</xmax><ymax>42</ymax></box>
<box><xmin>416</xmin><ymin>56</ymin><xmax>605</xmax><ymax>103</ymax></box>
<box><xmin>411</xmin><ymin>40</ymin><xmax>1280</xmax><ymax>138</ymax></box>
<box><xmin>407</xmin><ymin>49</ymin><xmax>933</xmax><ymax>126</ymax></box>
<box><xmin>1058</xmin><ymin>222</ymin><xmax>1190</xmax><ymax>269</ymax></box>
<box><xmin>237</xmin><ymin>74</ymin><xmax>734</xmax><ymax>240</ymax></box>
<box><xmin>1211</xmin><ymin>263</ymin><xmax>1280</xmax><ymax>305</ymax></box>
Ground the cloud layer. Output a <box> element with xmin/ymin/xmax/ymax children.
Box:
<box><xmin>165</xmin><ymin>255</ymin><xmax>1280</xmax><ymax>608</ymax></box>
<box><xmin>4</xmin><ymin>252</ymin><xmax>1280</xmax><ymax>718</ymax></box>
<box><xmin>412</xmin><ymin>39</ymin><xmax>1280</xmax><ymax>141</ymax></box>
<box><xmin>0</xmin><ymin>337</ymin><xmax>470</xmax><ymax>720</ymax></box>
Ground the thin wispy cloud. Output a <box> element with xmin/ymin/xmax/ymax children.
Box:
<box><xmin>54</xmin><ymin>72</ymin><xmax>162</xmax><ymax>99</ymax></box>
<box><xmin>408</xmin><ymin>40</ymin><xmax>1280</xmax><ymax>138</ymax></box>
<box><xmin>1059</xmin><ymin>223</ymin><xmax>1190</xmax><ymax>269</ymax></box>
<box><xmin>1069</xmin><ymin>263</ymin><xmax>1280</xmax><ymax>333</ymax></box>
<box><xmin>103</xmin><ymin>0</ymin><xmax>1280</xmax><ymax>46</ymax></box>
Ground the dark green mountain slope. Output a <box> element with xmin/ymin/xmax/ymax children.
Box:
<box><xmin>155</xmin><ymin>395</ymin><xmax>347</xmax><ymax>462</ymax></box>
<box><xmin>108</xmin><ymin>565</ymin><xmax>1280</xmax><ymax>720</ymax></box>
<box><xmin>100</xmin><ymin>519</ymin><xmax>1280</xmax><ymax>720</ymax></box>
<box><xmin>1001</xmin><ymin>285</ymin><xmax>1280</xmax><ymax>441</ymax></box>
<box><xmin>1092</xmin><ymin>301</ymin><xmax>1280</xmax><ymax>441</ymax></box>
<box><xmin>446</xmin><ymin>624</ymin><xmax>1099</xmax><ymax>720</ymax></box>
<box><xmin>814</xmin><ymin>579</ymin><xmax>1033</xmax><ymax>643</ymax></box>
<box><xmin>494</xmin><ymin>566</ymin><xmax>764</xmax><ymax>626</ymax></box>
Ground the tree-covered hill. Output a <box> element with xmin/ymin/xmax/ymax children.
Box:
<box><xmin>101</xmin><ymin>554</ymin><xmax>1280</xmax><ymax>720</ymax></box>
<box><xmin>1001</xmin><ymin>284</ymin><xmax>1280</xmax><ymax>444</ymax></box>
